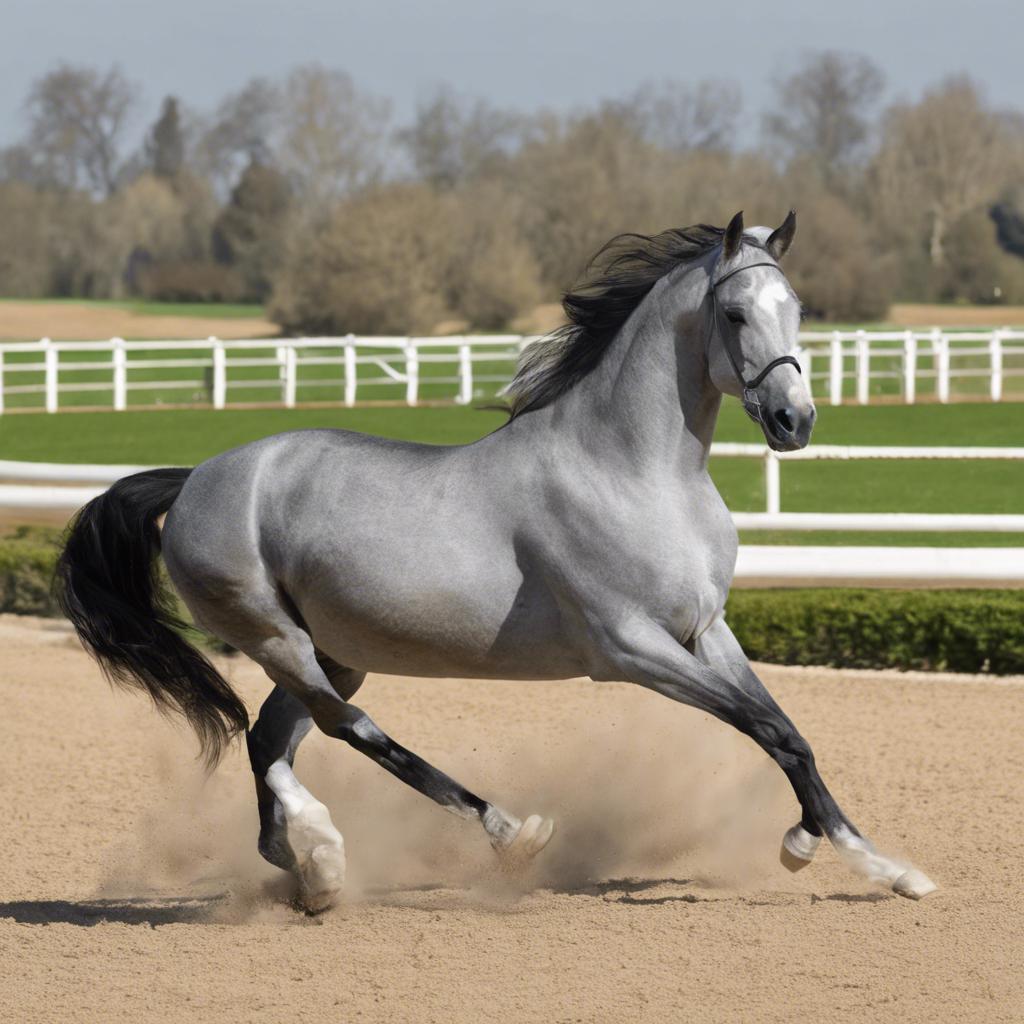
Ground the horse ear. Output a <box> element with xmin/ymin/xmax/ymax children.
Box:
<box><xmin>766</xmin><ymin>210</ymin><xmax>797</xmax><ymax>260</ymax></box>
<box><xmin>722</xmin><ymin>211</ymin><xmax>744</xmax><ymax>261</ymax></box>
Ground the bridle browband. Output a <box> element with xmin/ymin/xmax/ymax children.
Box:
<box><xmin>707</xmin><ymin>258</ymin><xmax>802</xmax><ymax>426</ymax></box>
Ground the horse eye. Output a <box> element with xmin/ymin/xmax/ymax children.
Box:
<box><xmin>724</xmin><ymin>309</ymin><xmax>746</xmax><ymax>326</ymax></box>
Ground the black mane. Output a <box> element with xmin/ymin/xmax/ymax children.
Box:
<box><xmin>506</xmin><ymin>223</ymin><xmax>727</xmax><ymax>417</ymax></box>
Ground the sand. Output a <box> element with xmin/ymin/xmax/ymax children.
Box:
<box><xmin>0</xmin><ymin>302</ymin><xmax>277</xmax><ymax>342</ymax></box>
<box><xmin>1</xmin><ymin>613</ymin><xmax>1021</xmax><ymax>1023</ymax></box>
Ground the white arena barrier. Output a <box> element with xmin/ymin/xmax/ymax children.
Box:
<box><xmin>735</xmin><ymin>546</ymin><xmax>1024</xmax><ymax>587</ymax></box>
<box><xmin>2</xmin><ymin>444</ymin><xmax>1022</xmax><ymax>586</ymax></box>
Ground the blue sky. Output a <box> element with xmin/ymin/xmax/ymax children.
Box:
<box><xmin>3</xmin><ymin>0</ymin><xmax>1020</xmax><ymax>146</ymax></box>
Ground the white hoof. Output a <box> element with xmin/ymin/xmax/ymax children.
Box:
<box><xmin>780</xmin><ymin>823</ymin><xmax>821</xmax><ymax>873</ymax></box>
<box><xmin>833</xmin><ymin>827</ymin><xmax>937</xmax><ymax>899</ymax></box>
<box><xmin>286</xmin><ymin>801</ymin><xmax>346</xmax><ymax>912</ymax></box>
<box><xmin>893</xmin><ymin>869</ymin><xmax>938</xmax><ymax>900</ymax></box>
<box><xmin>502</xmin><ymin>814</ymin><xmax>555</xmax><ymax>861</ymax></box>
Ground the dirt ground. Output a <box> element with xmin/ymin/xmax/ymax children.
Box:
<box><xmin>0</xmin><ymin>302</ymin><xmax>277</xmax><ymax>341</ymax></box>
<box><xmin>1</xmin><ymin>614</ymin><xmax>1021</xmax><ymax>1024</ymax></box>
<box><xmin>885</xmin><ymin>303</ymin><xmax>1024</xmax><ymax>327</ymax></box>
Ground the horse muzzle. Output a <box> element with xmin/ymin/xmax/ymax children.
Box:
<box><xmin>758</xmin><ymin>399</ymin><xmax>816</xmax><ymax>452</ymax></box>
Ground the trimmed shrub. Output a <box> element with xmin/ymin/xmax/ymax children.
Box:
<box><xmin>726</xmin><ymin>588</ymin><xmax>1024</xmax><ymax>675</ymax></box>
<box><xmin>0</xmin><ymin>526</ymin><xmax>62</xmax><ymax>616</ymax></box>
<box><xmin>135</xmin><ymin>261</ymin><xmax>246</xmax><ymax>302</ymax></box>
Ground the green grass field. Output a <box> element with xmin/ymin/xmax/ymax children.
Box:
<box><xmin>0</xmin><ymin>297</ymin><xmax>266</xmax><ymax>319</ymax></box>
<box><xmin>1</xmin><ymin>400</ymin><xmax>1021</xmax><ymax>546</ymax></box>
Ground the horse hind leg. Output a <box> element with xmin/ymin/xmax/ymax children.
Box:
<box><xmin>204</xmin><ymin>595</ymin><xmax>550</xmax><ymax>906</ymax></box>
<box><xmin>290</xmin><ymin>645</ymin><xmax>553</xmax><ymax>862</ymax></box>
<box><xmin>314</xmin><ymin>651</ymin><xmax>552</xmax><ymax>860</ymax></box>
<box><xmin>247</xmin><ymin>684</ymin><xmax>347</xmax><ymax>912</ymax></box>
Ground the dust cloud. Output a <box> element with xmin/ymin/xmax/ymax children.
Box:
<box><xmin>96</xmin><ymin>678</ymin><xmax>796</xmax><ymax>916</ymax></box>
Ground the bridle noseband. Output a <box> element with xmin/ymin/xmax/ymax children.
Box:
<box><xmin>707</xmin><ymin>259</ymin><xmax>802</xmax><ymax>426</ymax></box>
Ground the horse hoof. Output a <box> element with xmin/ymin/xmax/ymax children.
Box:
<box><xmin>892</xmin><ymin>869</ymin><xmax>938</xmax><ymax>900</ymax></box>
<box><xmin>502</xmin><ymin>814</ymin><xmax>555</xmax><ymax>862</ymax></box>
<box><xmin>287</xmin><ymin>802</ymin><xmax>346</xmax><ymax>913</ymax></box>
<box><xmin>297</xmin><ymin>843</ymin><xmax>346</xmax><ymax>913</ymax></box>
<box><xmin>780</xmin><ymin>823</ymin><xmax>821</xmax><ymax>873</ymax></box>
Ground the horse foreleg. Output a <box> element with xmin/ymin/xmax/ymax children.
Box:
<box><xmin>599</xmin><ymin>615</ymin><xmax>936</xmax><ymax>899</ymax></box>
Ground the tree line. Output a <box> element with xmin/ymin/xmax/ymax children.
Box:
<box><xmin>2</xmin><ymin>53</ymin><xmax>1023</xmax><ymax>333</ymax></box>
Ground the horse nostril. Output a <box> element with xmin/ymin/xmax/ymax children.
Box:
<box><xmin>773</xmin><ymin>407</ymin><xmax>795</xmax><ymax>434</ymax></box>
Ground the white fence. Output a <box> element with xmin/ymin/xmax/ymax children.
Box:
<box><xmin>4</xmin><ymin>445</ymin><xmax>1023</xmax><ymax>586</ymax></box>
<box><xmin>799</xmin><ymin>328</ymin><xmax>1024</xmax><ymax>405</ymax></box>
<box><xmin>0</xmin><ymin>328</ymin><xmax>1023</xmax><ymax>413</ymax></box>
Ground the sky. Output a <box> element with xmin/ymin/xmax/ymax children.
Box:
<box><xmin>2</xmin><ymin>0</ymin><xmax>1021</xmax><ymax>147</ymax></box>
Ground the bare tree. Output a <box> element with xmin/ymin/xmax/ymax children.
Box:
<box><xmin>763</xmin><ymin>51</ymin><xmax>884</xmax><ymax>182</ymax></box>
<box><xmin>25</xmin><ymin>64</ymin><xmax>136</xmax><ymax>196</ymax></box>
<box><xmin>611</xmin><ymin>79</ymin><xmax>742</xmax><ymax>152</ymax></box>
<box><xmin>194</xmin><ymin>78</ymin><xmax>280</xmax><ymax>196</ymax></box>
<box><xmin>398</xmin><ymin>86</ymin><xmax>522</xmax><ymax>189</ymax></box>
<box><xmin>277</xmin><ymin>65</ymin><xmax>391</xmax><ymax>207</ymax></box>
<box><xmin>873</xmin><ymin>77</ymin><xmax>1011</xmax><ymax>266</ymax></box>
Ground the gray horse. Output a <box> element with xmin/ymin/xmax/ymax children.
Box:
<box><xmin>57</xmin><ymin>211</ymin><xmax>936</xmax><ymax>910</ymax></box>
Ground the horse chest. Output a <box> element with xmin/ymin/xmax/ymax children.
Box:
<box><xmin>614</xmin><ymin>493</ymin><xmax>737</xmax><ymax>639</ymax></box>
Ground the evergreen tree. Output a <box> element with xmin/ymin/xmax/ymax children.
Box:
<box><xmin>212</xmin><ymin>157</ymin><xmax>291</xmax><ymax>300</ymax></box>
<box><xmin>147</xmin><ymin>97</ymin><xmax>185</xmax><ymax>180</ymax></box>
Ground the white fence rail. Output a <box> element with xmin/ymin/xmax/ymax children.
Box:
<box><xmin>1</xmin><ymin>328</ymin><xmax>1023</xmax><ymax>413</ymax></box>
<box><xmin>735</xmin><ymin>546</ymin><xmax>1024</xmax><ymax>586</ymax></box>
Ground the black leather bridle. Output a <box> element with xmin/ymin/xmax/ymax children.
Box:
<box><xmin>707</xmin><ymin>259</ymin><xmax>802</xmax><ymax>426</ymax></box>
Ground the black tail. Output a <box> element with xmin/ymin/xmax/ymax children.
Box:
<box><xmin>55</xmin><ymin>468</ymin><xmax>248</xmax><ymax>768</ymax></box>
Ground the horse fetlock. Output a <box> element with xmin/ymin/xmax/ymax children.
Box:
<box><xmin>483</xmin><ymin>805</ymin><xmax>522</xmax><ymax>850</ymax></box>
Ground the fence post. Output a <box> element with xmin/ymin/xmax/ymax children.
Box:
<box><xmin>903</xmin><ymin>331</ymin><xmax>917</xmax><ymax>405</ymax></box>
<box><xmin>855</xmin><ymin>330</ymin><xmax>869</xmax><ymax>405</ymax></box>
<box><xmin>112</xmin><ymin>338</ymin><xmax>127</xmax><ymax>411</ymax></box>
<box><xmin>934</xmin><ymin>329</ymin><xmax>949</xmax><ymax>403</ymax></box>
<box><xmin>0</xmin><ymin>348</ymin><xmax>5</xmax><ymax>415</ymax></box>
<box><xmin>43</xmin><ymin>338</ymin><xmax>58</xmax><ymax>413</ymax></box>
<box><xmin>344</xmin><ymin>336</ymin><xmax>357</xmax><ymax>407</ymax></box>
<box><xmin>829</xmin><ymin>332</ymin><xmax>843</xmax><ymax>406</ymax></box>
<box><xmin>764</xmin><ymin>450</ymin><xmax>781</xmax><ymax>515</ymax></box>
<box><xmin>990</xmin><ymin>330</ymin><xmax>1003</xmax><ymax>402</ymax></box>
<box><xmin>457</xmin><ymin>344</ymin><xmax>473</xmax><ymax>404</ymax></box>
<box><xmin>405</xmin><ymin>341</ymin><xmax>419</xmax><ymax>406</ymax></box>
<box><xmin>276</xmin><ymin>345</ymin><xmax>287</xmax><ymax>404</ymax></box>
<box><xmin>283</xmin><ymin>345</ymin><xmax>297</xmax><ymax>408</ymax></box>
<box><xmin>211</xmin><ymin>337</ymin><xmax>226</xmax><ymax>409</ymax></box>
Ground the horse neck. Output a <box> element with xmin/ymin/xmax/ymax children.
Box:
<box><xmin>552</xmin><ymin>258</ymin><xmax>721</xmax><ymax>473</ymax></box>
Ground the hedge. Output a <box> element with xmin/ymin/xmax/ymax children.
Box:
<box><xmin>2</xmin><ymin>530</ymin><xmax>1022</xmax><ymax>674</ymax></box>
<box><xmin>0</xmin><ymin>526</ymin><xmax>62</xmax><ymax>617</ymax></box>
<box><xmin>726</xmin><ymin>588</ymin><xmax>1024</xmax><ymax>675</ymax></box>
